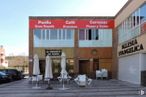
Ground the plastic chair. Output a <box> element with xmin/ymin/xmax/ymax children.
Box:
<box><xmin>101</xmin><ymin>69</ymin><xmax>108</xmax><ymax>79</ymax></box>
<box><xmin>57</xmin><ymin>73</ymin><xmax>71</xmax><ymax>84</ymax></box>
<box><xmin>96</xmin><ymin>70</ymin><xmax>102</xmax><ymax>79</ymax></box>
<box><xmin>74</xmin><ymin>74</ymin><xmax>92</xmax><ymax>87</ymax></box>
<box><xmin>31</xmin><ymin>75</ymin><xmax>43</xmax><ymax>81</ymax></box>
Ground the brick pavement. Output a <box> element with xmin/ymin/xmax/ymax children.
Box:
<box><xmin>0</xmin><ymin>79</ymin><xmax>146</xmax><ymax>97</ymax></box>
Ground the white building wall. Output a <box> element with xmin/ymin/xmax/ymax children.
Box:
<box><xmin>118</xmin><ymin>54</ymin><xmax>141</xmax><ymax>84</ymax></box>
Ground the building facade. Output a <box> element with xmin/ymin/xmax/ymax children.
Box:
<box><xmin>29</xmin><ymin>17</ymin><xmax>114</xmax><ymax>78</ymax></box>
<box><xmin>0</xmin><ymin>45</ymin><xmax>8</xmax><ymax>67</ymax></box>
<box><xmin>29</xmin><ymin>0</ymin><xmax>146</xmax><ymax>84</ymax></box>
<box><xmin>114</xmin><ymin>0</ymin><xmax>146</xmax><ymax>84</ymax></box>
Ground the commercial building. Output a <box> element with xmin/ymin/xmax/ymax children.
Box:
<box><xmin>29</xmin><ymin>17</ymin><xmax>114</xmax><ymax>78</ymax></box>
<box><xmin>29</xmin><ymin>0</ymin><xmax>146</xmax><ymax>85</ymax></box>
<box><xmin>114</xmin><ymin>0</ymin><xmax>146</xmax><ymax>84</ymax></box>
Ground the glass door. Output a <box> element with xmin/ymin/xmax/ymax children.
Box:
<box><xmin>52</xmin><ymin>58</ymin><xmax>61</xmax><ymax>78</ymax></box>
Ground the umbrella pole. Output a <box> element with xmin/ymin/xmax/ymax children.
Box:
<box><xmin>36</xmin><ymin>75</ymin><xmax>38</xmax><ymax>87</ymax></box>
<box><xmin>32</xmin><ymin>75</ymin><xmax>41</xmax><ymax>89</ymax></box>
<box><xmin>58</xmin><ymin>74</ymin><xmax>69</xmax><ymax>90</ymax></box>
<box><xmin>62</xmin><ymin>75</ymin><xmax>64</xmax><ymax>89</ymax></box>
<box><xmin>62</xmin><ymin>73</ymin><xmax>65</xmax><ymax>89</ymax></box>
<box><xmin>46</xmin><ymin>78</ymin><xmax>53</xmax><ymax>89</ymax></box>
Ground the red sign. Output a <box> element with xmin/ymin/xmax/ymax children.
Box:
<box><xmin>29</xmin><ymin>19</ymin><xmax>114</xmax><ymax>29</ymax></box>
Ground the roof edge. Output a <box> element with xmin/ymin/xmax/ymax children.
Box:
<box><xmin>115</xmin><ymin>0</ymin><xmax>132</xmax><ymax>18</ymax></box>
<box><xmin>29</xmin><ymin>16</ymin><xmax>114</xmax><ymax>19</ymax></box>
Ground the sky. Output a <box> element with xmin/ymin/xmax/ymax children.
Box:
<box><xmin>0</xmin><ymin>0</ymin><xmax>128</xmax><ymax>56</ymax></box>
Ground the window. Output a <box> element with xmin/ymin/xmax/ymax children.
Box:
<box><xmin>42</xmin><ymin>30</ymin><xmax>46</xmax><ymax>40</ymax></box>
<box><xmin>0</xmin><ymin>53</ymin><xmax>3</xmax><ymax>56</ymax></box>
<box><xmin>33</xmin><ymin>29</ymin><xmax>74</xmax><ymax>47</ymax></box>
<box><xmin>140</xmin><ymin>4</ymin><xmax>146</xmax><ymax>23</ymax></box>
<box><xmin>1</xmin><ymin>59</ymin><xmax>3</xmax><ymax>63</ymax></box>
<box><xmin>66</xmin><ymin>59</ymin><xmax>74</xmax><ymax>73</ymax></box>
<box><xmin>88</xmin><ymin>29</ymin><xmax>92</xmax><ymax>40</ymax></box>
<box><xmin>79</xmin><ymin>29</ymin><xmax>85</xmax><ymax>40</ymax></box>
<box><xmin>132</xmin><ymin>13</ymin><xmax>135</xmax><ymax>27</ymax></box>
<box><xmin>58</xmin><ymin>29</ymin><xmax>62</xmax><ymax>40</ymax></box>
<box><xmin>50</xmin><ymin>29</ymin><xmax>58</xmax><ymax>40</ymax></box>
<box><xmin>95</xmin><ymin>29</ymin><xmax>99</xmax><ymax>40</ymax></box>
<box><xmin>66</xmin><ymin>29</ymin><xmax>72</xmax><ymax>40</ymax></box>
<box><xmin>34</xmin><ymin>29</ymin><xmax>41</xmax><ymax>39</ymax></box>
<box><xmin>79</xmin><ymin>29</ymin><xmax>112</xmax><ymax>47</ymax></box>
<box><xmin>79</xmin><ymin>29</ymin><xmax>99</xmax><ymax>40</ymax></box>
<box><xmin>62</xmin><ymin>29</ymin><xmax>66</xmax><ymax>40</ymax></box>
<box><xmin>34</xmin><ymin>29</ymin><xmax>74</xmax><ymax>40</ymax></box>
<box><xmin>46</xmin><ymin>30</ymin><xmax>49</xmax><ymax>40</ymax></box>
<box><xmin>118</xmin><ymin>6</ymin><xmax>143</xmax><ymax>44</ymax></box>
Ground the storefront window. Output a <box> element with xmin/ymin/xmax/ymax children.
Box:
<box><xmin>66</xmin><ymin>59</ymin><xmax>74</xmax><ymax>74</ymax></box>
<box><xmin>51</xmin><ymin>58</ymin><xmax>74</xmax><ymax>75</ymax></box>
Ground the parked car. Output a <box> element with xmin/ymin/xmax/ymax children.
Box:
<box><xmin>0</xmin><ymin>71</ymin><xmax>11</xmax><ymax>84</ymax></box>
<box><xmin>0</xmin><ymin>69</ymin><xmax>23</xmax><ymax>80</ymax></box>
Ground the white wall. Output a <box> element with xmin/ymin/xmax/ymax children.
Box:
<box><xmin>118</xmin><ymin>54</ymin><xmax>141</xmax><ymax>84</ymax></box>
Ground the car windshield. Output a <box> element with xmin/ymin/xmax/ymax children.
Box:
<box><xmin>0</xmin><ymin>71</ymin><xmax>6</xmax><ymax>76</ymax></box>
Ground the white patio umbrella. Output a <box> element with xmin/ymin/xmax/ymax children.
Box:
<box><xmin>61</xmin><ymin>52</ymin><xmax>67</xmax><ymax>77</ymax></box>
<box><xmin>45</xmin><ymin>55</ymin><xmax>53</xmax><ymax>89</ymax></box>
<box><xmin>33</xmin><ymin>54</ymin><xmax>40</xmax><ymax>75</ymax></box>
<box><xmin>32</xmin><ymin>54</ymin><xmax>40</xmax><ymax>89</ymax></box>
<box><xmin>59</xmin><ymin>52</ymin><xmax>68</xmax><ymax>90</ymax></box>
<box><xmin>45</xmin><ymin>55</ymin><xmax>53</xmax><ymax>79</ymax></box>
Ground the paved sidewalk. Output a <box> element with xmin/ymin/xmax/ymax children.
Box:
<box><xmin>0</xmin><ymin>79</ymin><xmax>146</xmax><ymax>97</ymax></box>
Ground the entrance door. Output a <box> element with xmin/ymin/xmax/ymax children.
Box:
<box><xmin>52</xmin><ymin>58</ymin><xmax>61</xmax><ymax>78</ymax></box>
<box><xmin>79</xmin><ymin>60</ymin><xmax>90</xmax><ymax>75</ymax></box>
<box><xmin>93</xmin><ymin>59</ymin><xmax>99</xmax><ymax>78</ymax></box>
<box><xmin>93</xmin><ymin>59</ymin><xmax>99</xmax><ymax>71</ymax></box>
<box><xmin>39</xmin><ymin>60</ymin><xmax>45</xmax><ymax>75</ymax></box>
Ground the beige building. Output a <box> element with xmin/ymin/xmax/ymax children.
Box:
<box><xmin>0</xmin><ymin>45</ymin><xmax>8</xmax><ymax>67</ymax></box>
<box><xmin>113</xmin><ymin>0</ymin><xmax>146</xmax><ymax>85</ymax></box>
